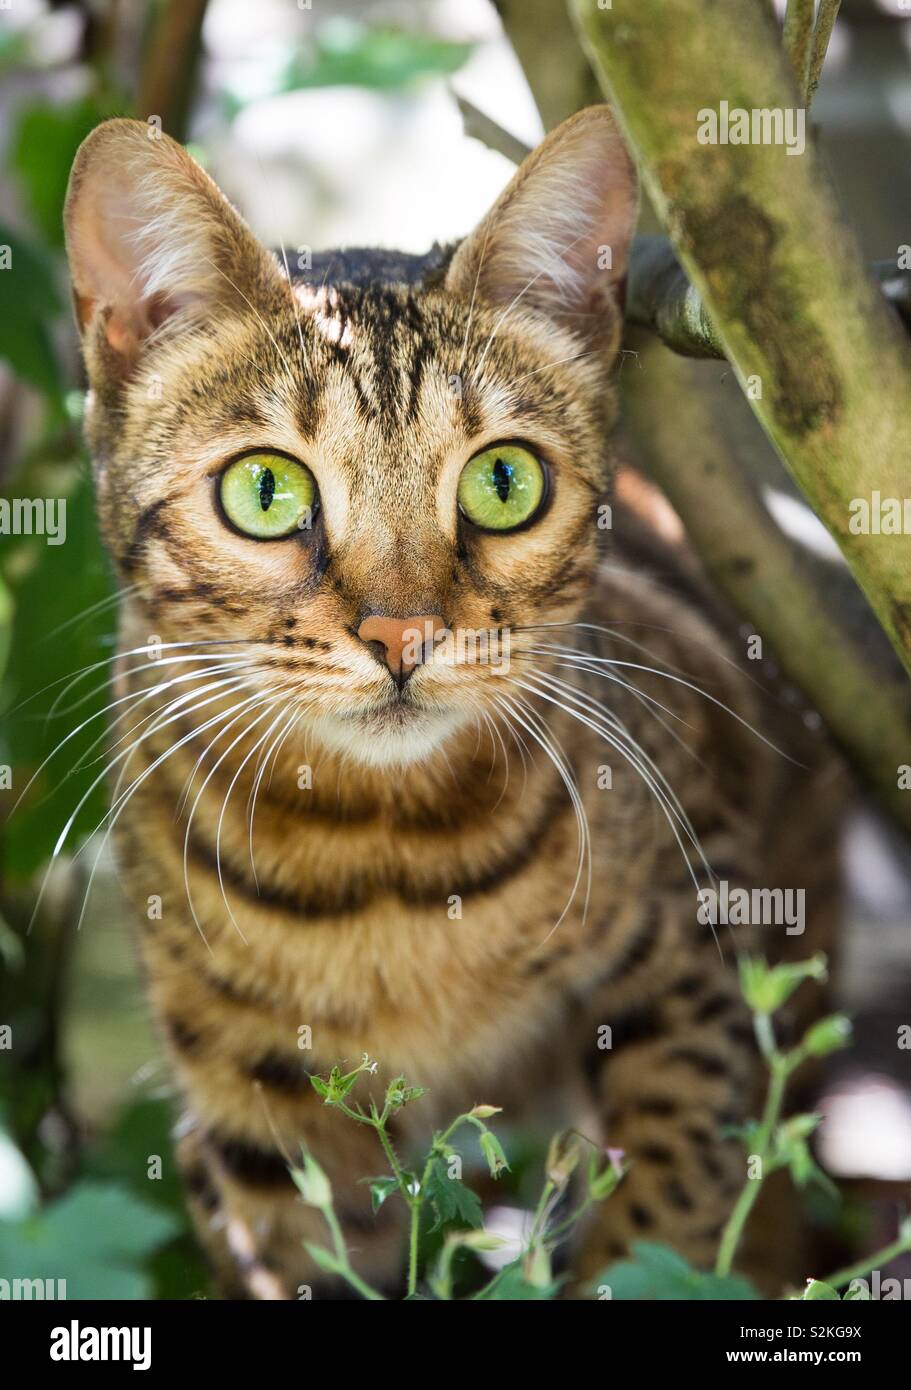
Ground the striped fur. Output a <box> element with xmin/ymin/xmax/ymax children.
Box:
<box><xmin>65</xmin><ymin>111</ymin><xmax>843</xmax><ymax>1297</ymax></box>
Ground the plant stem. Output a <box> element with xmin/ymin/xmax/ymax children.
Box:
<box><xmin>823</xmin><ymin>1230</ymin><xmax>911</xmax><ymax>1292</ymax></box>
<box><xmin>756</xmin><ymin>1058</ymin><xmax>789</xmax><ymax>1152</ymax></box>
<box><xmin>808</xmin><ymin>0</ymin><xmax>841</xmax><ymax>106</ymax></box>
<box><xmin>753</xmin><ymin>1012</ymin><xmax>777</xmax><ymax>1065</ymax></box>
<box><xmin>407</xmin><ymin>1201</ymin><xmax>421</xmax><ymax>1297</ymax></box>
<box><xmin>374</xmin><ymin>1113</ymin><xmax>408</xmax><ymax>1193</ymax></box>
<box><xmin>715</xmin><ymin>1039</ymin><xmax>792</xmax><ymax>1276</ymax></box>
<box><xmin>783</xmin><ymin>0</ymin><xmax>815</xmax><ymax>98</ymax></box>
<box><xmin>320</xmin><ymin>1203</ymin><xmax>386</xmax><ymax>1301</ymax></box>
<box><xmin>716</xmin><ymin>1178</ymin><xmax>764</xmax><ymax>1278</ymax></box>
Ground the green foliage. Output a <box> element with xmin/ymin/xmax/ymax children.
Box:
<box><xmin>0</xmin><ymin>221</ymin><xmax>63</xmax><ymax>394</ymax></box>
<box><xmin>598</xmin><ymin>1241</ymin><xmax>759</xmax><ymax>1301</ymax></box>
<box><xmin>801</xmin><ymin>1279</ymin><xmax>840</xmax><ymax>1300</ymax></box>
<box><xmin>296</xmin><ymin>1055</ymin><xmax>616</xmax><ymax>1300</ymax></box>
<box><xmin>0</xmin><ymin>467</ymin><xmax>115</xmax><ymax>879</ymax></box>
<box><xmin>222</xmin><ymin>18</ymin><xmax>471</xmax><ymax>111</ymax></box>
<box><xmin>0</xmin><ymin>1181</ymin><xmax>177</xmax><ymax>1299</ymax></box>
<box><xmin>0</xmin><ymin>1098</ymin><xmax>208</xmax><ymax>1300</ymax></box>
<box><xmin>424</xmin><ymin>1158</ymin><xmax>483</xmax><ymax>1232</ymax></box>
<box><xmin>737</xmin><ymin>953</ymin><xmax>828</xmax><ymax>1017</ymax></box>
<box><xmin>289</xmin><ymin>954</ymin><xmax>903</xmax><ymax>1302</ymax></box>
<box><xmin>11</xmin><ymin>96</ymin><xmax>120</xmax><ymax>251</ymax></box>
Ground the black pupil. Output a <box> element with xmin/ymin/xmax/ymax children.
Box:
<box><xmin>259</xmin><ymin>467</ymin><xmax>276</xmax><ymax>511</ymax></box>
<box><xmin>492</xmin><ymin>457</ymin><xmax>512</xmax><ymax>503</ymax></box>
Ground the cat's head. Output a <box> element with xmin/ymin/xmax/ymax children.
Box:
<box><xmin>64</xmin><ymin>108</ymin><xmax>638</xmax><ymax>767</ymax></box>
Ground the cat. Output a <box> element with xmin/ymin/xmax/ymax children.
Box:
<box><xmin>63</xmin><ymin>106</ymin><xmax>842</xmax><ymax>1298</ymax></box>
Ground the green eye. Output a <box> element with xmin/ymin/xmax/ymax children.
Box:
<box><xmin>220</xmin><ymin>453</ymin><xmax>316</xmax><ymax>539</ymax></box>
<box><xmin>457</xmin><ymin>444</ymin><xmax>546</xmax><ymax>532</ymax></box>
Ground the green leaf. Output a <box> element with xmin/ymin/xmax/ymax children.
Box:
<box><xmin>0</xmin><ymin>1182</ymin><xmax>177</xmax><ymax>1299</ymax></box>
<box><xmin>594</xmin><ymin>1241</ymin><xmax>760</xmax><ymax>1301</ymax></box>
<box><xmin>11</xmin><ymin>97</ymin><xmax>120</xmax><ymax>250</ymax></box>
<box><xmin>802</xmin><ymin>1014</ymin><xmax>852</xmax><ymax>1057</ymax></box>
<box><xmin>82</xmin><ymin>1098</ymin><xmax>190</xmax><ymax>1219</ymax></box>
<box><xmin>474</xmin><ymin>1256</ymin><xmax>561</xmax><ymax>1301</ymax></box>
<box><xmin>802</xmin><ymin>1279</ymin><xmax>840</xmax><ymax>1300</ymax></box>
<box><xmin>303</xmin><ymin>1242</ymin><xmax>343</xmax><ymax>1276</ymax></box>
<box><xmin>0</xmin><ymin>222</ymin><xmax>63</xmax><ymax>393</ymax></box>
<box><xmin>425</xmin><ymin>1157</ymin><xmax>483</xmax><ymax>1232</ymax></box>
<box><xmin>324</xmin><ymin>1063</ymin><xmax>360</xmax><ymax>1100</ymax></box>
<box><xmin>0</xmin><ymin>468</ymin><xmax>115</xmax><ymax>879</ymax></box>
<box><xmin>738</xmin><ymin>954</ymin><xmax>827</xmax><ymax>1015</ymax></box>
<box><xmin>384</xmin><ymin>1073</ymin><xmax>425</xmax><ymax>1110</ymax></box>
<box><xmin>479</xmin><ymin>1129</ymin><xmax>510</xmax><ymax>1178</ymax></box>
<box><xmin>291</xmin><ymin>1152</ymin><xmax>331</xmax><ymax>1207</ymax></box>
<box><xmin>366</xmin><ymin>1176</ymin><xmax>399</xmax><ymax>1214</ymax></box>
<box><xmin>786</xmin><ymin>1140</ymin><xmax>840</xmax><ymax>1200</ymax></box>
<box><xmin>777</xmin><ymin>1112</ymin><xmax>823</xmax><ymax>1145</ymax></box>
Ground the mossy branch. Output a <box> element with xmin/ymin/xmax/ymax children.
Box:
<box><xmin>454</xmin><ymin>111</ymin><xmax>911</xmax><ymax>361</ymax></box>
<box><xmin>573</xmin><ymin>0</ymin><xmax>911</xmax><ymax>690</ymax></box>
<box><xmin>623</xmin><ymin>332</ymin><xmax>911</xmax><ymax>831</ymax></box>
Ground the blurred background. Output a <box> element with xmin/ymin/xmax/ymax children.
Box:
<box><xmin>0</xmin><ymin>0</ymin><xmax>909</xmax><ymax>1298</ymax></box>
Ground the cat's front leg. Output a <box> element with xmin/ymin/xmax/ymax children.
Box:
<box><xmin>173</xmin><ymin>1107</ymin><xmax>406</xmax><ymax>1300</ymax></box>
<box><xmin>571</xmin><ymin>901</ymin><xmax>756</xmax><ymax>1290</ymax></box>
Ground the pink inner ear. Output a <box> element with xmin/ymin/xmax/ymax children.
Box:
<box><xmin>101</xmin><ymin>290</ymin><xmax>188</xmax><ymax>359</ymax></box>
<box><xmin>104</xmin><ymin>313</ymin><xmax>138</xmax><ymax>357</ymax></box>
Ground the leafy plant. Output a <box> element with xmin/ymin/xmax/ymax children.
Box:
<box><xmin>295</xmin><ymin>1056</ymin><xmax>623</xmax><ymax>1300</ymax></box>
<box><xmin>597</xmin><ymin>953</ymin><xmax>911</xmax><ymax>1300</ymax></box>
<box><xmin>295</xmin><ymin>957</ymin><xmax>911</xmax><ymax>1301</ymax></box>
<box><xmin>0</xmin><ymin>1178</ymin><xmax>178</xmax><ymax>1299</ymax></box>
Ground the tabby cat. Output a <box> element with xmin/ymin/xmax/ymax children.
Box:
<box><xmin>63</xmin><ymin>107</ymin><xmax>841</xmax><ymax>1297</ymax></box>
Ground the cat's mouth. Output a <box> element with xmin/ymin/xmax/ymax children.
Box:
<box><xmin>346</xmin><ymin>703</ymin><xmax>418</xmax><ymax>729</ymax></box>
<box><xmin>341</xmin><ymin>691</ymin><xmax>425</xmax><ymax>728</ymax></box>
<box><xmin>306</xmin><ymin>694</ymin><xmax>467</xmax><ymax>767</ymax></box>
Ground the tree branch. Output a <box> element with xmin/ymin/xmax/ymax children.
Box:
<box><xmin>623</xmin><ymin>333</ymin><xmax>911</xmax><ymax>831</ymax></box>
<box><xmin>136</xmin><ymin>0</ymin><xmax>210</xmax><ymax>141</ymax></box>
<box><xmin>453</xmin><ymin>99</ymin><xmax>908</xmax><ymax>362</ymax></box>
<box><xmin>783</xmin><ymin>0</ymin><xmax>816</xmax><ymax>98</ymax></box>
<box><xmin>809</xmin><ymin>1</ymin><xmax>843</xmax><ymax>106</ymax></box>
<box><xmin>574</xmin><ymin>0</ymin><xmax>911</xmax><ymax>690</ymax></box>
<box><xmin>451</xmin><ymin>92</ymin><xmax>532</xmax><ymax>167</ymax></box>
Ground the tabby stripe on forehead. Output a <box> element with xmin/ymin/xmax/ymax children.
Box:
<box><xmin>404</xmin><ymin>340</ymin><xmax>432</xmax><ymax>424</ymax></box>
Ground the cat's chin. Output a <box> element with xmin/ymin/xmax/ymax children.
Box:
<box><xmin>303</xmin><ymin>705</ymin><xmax>467</xmax><ymax>769</ymax></box>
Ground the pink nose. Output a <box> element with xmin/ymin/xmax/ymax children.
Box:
<box><xmin>357</xmin><ymin>614</ymin><xmax>446</xmax><ymax>680</ymax></box>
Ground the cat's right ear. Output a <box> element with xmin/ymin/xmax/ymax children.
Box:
<box><xmin>64</xmin><ymin>118</ymin><xmax>288</xmax><ymax>374</ymax></box>
<box><xmin>446</xmin><ymin>105</ymin><xmax>638</xmax><ymax>349</ymax></box>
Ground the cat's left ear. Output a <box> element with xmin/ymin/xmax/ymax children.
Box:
<box><xmin>64</xmin><ymin>118</ymin><xmax>289</xmax><ymax>371</ymax></box>
<box><xmin>446</xmin><ymin>104</ymin><xmax>638</xmax><ymax>346</ymax></box>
